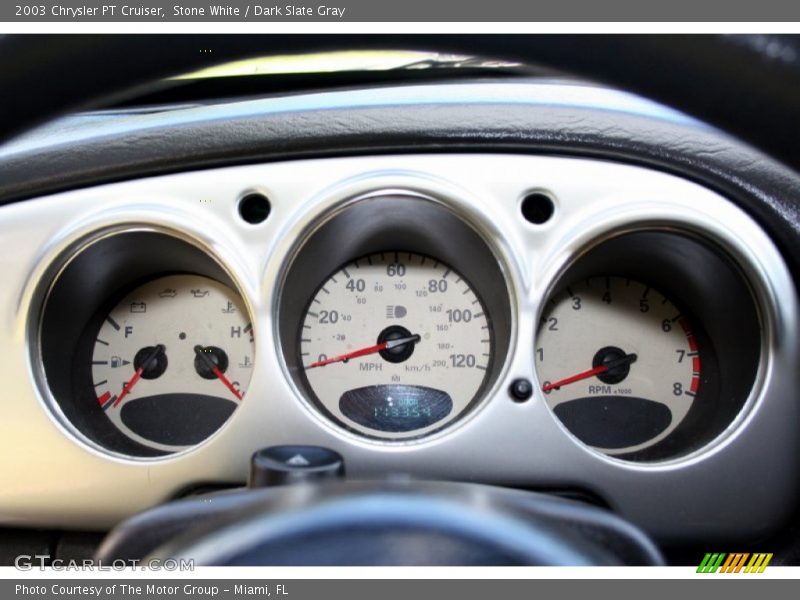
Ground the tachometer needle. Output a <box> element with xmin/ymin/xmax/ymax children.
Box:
<box><xmin>193</xmin><ymin>345</ymin><xmax>244</xmax><ymax>401</ymax></box>
<box><xmin>113</xmin><ymin>344</ymin><xmax>165</xmax><ymax>408</ymax></box>
<box><xmin>306</xmin><ymin>334</ymin><xmax>421</xmax><ymax>369</ymax></box>
<box><xmin>542</xmin><ymin>353</ymin><xmax>637</xmax><ymax>393</ymax></box>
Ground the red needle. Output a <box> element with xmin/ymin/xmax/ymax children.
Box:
<box><xmin>211</xmin><ymin>365</ymin><xmax>243</xmax><ymax>401</ymax></box>
<box><xmin>113</xmin><ymin>368</ymin><xmax>143</xmax><ymax>407</ymax></box>
<box><xmin>542</xmin><ymin>353</ymin><xmax>637</xmax><ymax>393</ymax></box>
<box><xmin>306</xmin><ymin>334</ymin><xmax>421</xmax><ymax>369</ymax></box>
<box><xmin>112</xmin><ymin>344</ymin><xmax>165</xmax><ymax>408</ymax></box>
<box><xmin>542</xmin><ymin>365</ymin><xmax>609</xmax><ymax>393</ymax></box>
<box><xmin>194</xmin><ymin>345</ymin><xmax>243</xmax><ymax>401</ymax></box>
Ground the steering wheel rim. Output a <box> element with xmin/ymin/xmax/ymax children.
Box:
<box><xmin>95</xmin><ymin>480</ymin><xmax>665</xmax><ymax>566</ymax></box>
<box><xmin>2</xmin><ymin>34</ymin><xmax>800</xmax><ymax>172</ymax></box>
<box><xmin>152</xmin><ymin>493</ymin><xmax>604</xmax><ymax>566</ymax></box>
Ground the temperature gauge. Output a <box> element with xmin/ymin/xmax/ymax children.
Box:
<box><xmin>91</xmin><ymin>274</ymin><xmax>254</xmax><ymax>453</ymax></box>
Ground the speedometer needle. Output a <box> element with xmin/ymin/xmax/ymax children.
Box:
<box><xmin>113</xmin><ymin>344</ymin><xmax>165</xmax><ymax>408</ymax></box>
<box><xmin>306</xmin><ymin>334</ymin><xmax>421</xmax><ymax>369</ymax></box>
<box><xmin>542</xmin><ymin>353</ymin><xmax>637</xmax><ymax>393</ymax></box>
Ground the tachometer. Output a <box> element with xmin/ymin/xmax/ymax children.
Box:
<box><xmin>91</xmin><ymin>274</ymin><xmax>254</xmax><ymax>453</ymax></box>
<box><xmin>536</xmin><ymin>277</ymin><xmax>700</xmax><ymax>455</ymax></box>
<box><xmin>300</xmin><ymin>252</ymin><xmax>492</xmax><ymax>439</ymax></box>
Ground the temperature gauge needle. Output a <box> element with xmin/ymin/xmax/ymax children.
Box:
<box><xmin>306</xmin><ymin>334</ymin><xmax>421</xmax><ymax>369</ymax></box>
<box><xmin>113</xmin><ymin>344</ymin><xmax>165</xmax><ymax>408</ymax></box>
<box><xmin>542</xmin><ymin>353</ymin><xmax>637</xmax><ymax>393</ymax></box>
<box><xmin>193</xmin><ymin>345</ymin><xmax>244</xmax><ymax>401</ymax></box>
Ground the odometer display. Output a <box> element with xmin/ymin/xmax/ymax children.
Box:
<box><xmin>339</xmin><ymin>384</ymin><xmax>453</xmax><ymax>432</ymax></box>
<box><xmin>300</xmin><ymin>252</ymin><xmax>493</xmax><ymax>439</ymax></box>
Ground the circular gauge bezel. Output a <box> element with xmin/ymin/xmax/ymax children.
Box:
<box><xmin>535</xmin><ymin>228</ymin><xmax>763</xmax><ymax>463</ymax></box>
<box><xmin>275</xmin><ymin>191</ymin><xmax>515</xmax><ymax>445</ymax></box>
<box><xmin>536</xmin><ymin>276</ymin><xmax>718</xmax><ymax>457</ymax></box>
<box><xmin>32</xmin><ymin>225</ymin><xmax>255</xmax><ymax>459</ymax></box>
<box><xmin>296</xmin><ymin>251</ymin><xmax>496</xmax><ymax>441</ymax></box>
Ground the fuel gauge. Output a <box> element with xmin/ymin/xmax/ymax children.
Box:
<box><xmin>91</xmin><ymin>274</ymin><xmax>254</xmax><ymax>453</ymax></box>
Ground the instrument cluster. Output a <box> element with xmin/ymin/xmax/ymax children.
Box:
<box><xmin>10</xmin><ymin>154</ymin><xmax>797</xmax><ymax>536</ymax></box>
<box><xmin>36</xmin><ymin>177</ymin><xmax>763</xmax><ymax>463</ymax></box>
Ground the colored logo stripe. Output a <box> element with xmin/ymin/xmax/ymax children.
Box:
<box><xmin>720</xmin><ymin>553</ymin><xmax>749</xmax><ymax>573</ymax></box>
<box><xmin>745</xmin><ymin>553</ymin><xmax>773</xmax><ymax>573</ymax></box>
<box><xmin>697</xmin><ymin>553</ymin><xmax>726</xmax><ymax>573</ymax></box>
<box><xmin>697</xmin><ymin>552</ymin><xmax>773</xmax><ymax>573</ymax></box>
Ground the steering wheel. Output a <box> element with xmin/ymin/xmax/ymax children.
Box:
<box><xmin>3</xmin><ymin>33</ymin><xmax>799</xmax><ymax>565</ymax></box>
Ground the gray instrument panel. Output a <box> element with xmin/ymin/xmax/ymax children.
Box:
<box><xmin>0</xmin><ymin>153</ymin><xmax>796</xmax><ymax>544</ymax></box>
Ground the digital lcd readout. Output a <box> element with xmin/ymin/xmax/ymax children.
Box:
<box><xmin>339</xmin><ymin>385</ymin><xmax>453</xmax><ymax>432</ymax></box>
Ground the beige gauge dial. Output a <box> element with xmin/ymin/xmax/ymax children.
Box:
<box><xmin>536</xmin><ymin>277</ymin><xmax>701</xmax><ymax>455</ymax></box>
<box><xmin>300</xmin><ymin>252</ymin><xmax>493</xmax><ymax>439</ymax></box>
<box><xmin>91</xmin><ymin>274</ymin><xmax>254</xmax><ymax>453</ymax></box>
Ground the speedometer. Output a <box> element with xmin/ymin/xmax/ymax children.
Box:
<box><xmin>299</xmin><ymin>251</ymin><xmax>493</xmax><ymax>439</ymax></box>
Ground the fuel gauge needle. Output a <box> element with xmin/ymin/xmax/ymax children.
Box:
<box><xmin>113</xmin><ymin>344</ymin><xmax>165</xmax><ymax>408</ymax></box>
<box><xmin>194</xmin><ymin>345</ymin><xmax>244</xmax><ymax>401</ymax></box>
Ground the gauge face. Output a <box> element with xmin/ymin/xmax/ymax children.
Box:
<box><xmin>536</xmin><ymin>277</ymin><xmax>700</xmax><ymax>456</ymax></box>
<box><xmin>300</xmin><ymin>252</ymin><xmax>493</xmax><ymax>439</ymax></box>
<box><xmin>91</xmin><ymin>275</ymin><xmax>254</xmax><ymax>453</ymax></box>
